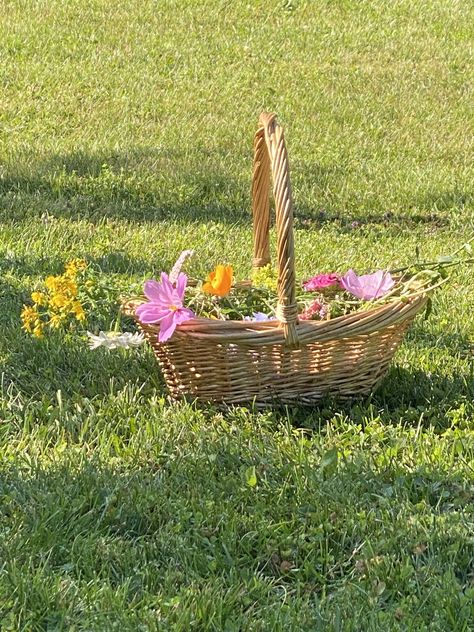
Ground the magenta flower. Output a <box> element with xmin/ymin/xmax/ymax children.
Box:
<box><xmin>136</xmin><ymin>272</ymin><xmax>195</xmax><ymax>342</ymax></box>
<box><xmin>341</xmin><ymin>269</ymin><xmax>395</xmax><ymax>300</ymax></box>
<box><xmin>303</xmin><ymin>273</ymin><xmax>341</xmax><ymax>291</ymax></box>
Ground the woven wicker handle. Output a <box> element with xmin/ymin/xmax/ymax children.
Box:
<box><xmin>252</xmin><ymin>112</ymin><xmax>299</xmax><ymax>347</ymax></box>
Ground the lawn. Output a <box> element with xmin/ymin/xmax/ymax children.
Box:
<box><xmin>1</xmin><ymin>0</ymin><xmax>474</xmax><ymax>629</ymax></box>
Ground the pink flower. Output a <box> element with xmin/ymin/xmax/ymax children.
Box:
<box><xmin>303</xmin><ymin>273</ymin><xmax>341</xmax><ymax>291</ymax></box>
<box><xmin>340</xmin><ymin>269</ymin><xmax>395</xmax><ymax>300</ymax></box>
<box><xmin>136</xmin><ymin>272</ymin><xmax>195</xmax><ymax>342</ymax></box>
<box><xmin>299</xmin><ymin>300</ymin><xmax>327</xmax><ymax>321</ymax></box>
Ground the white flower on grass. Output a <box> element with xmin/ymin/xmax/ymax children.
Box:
<box><xmin>87</xmin><ymin>331</ymin><xmax>145</xmax><ymax>350</ymax></box>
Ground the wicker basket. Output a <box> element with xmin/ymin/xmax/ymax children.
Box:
<box><xmin>129</xmin><ymin>112</ymin><xmax>428</xmax><ymax>406</ymax></box>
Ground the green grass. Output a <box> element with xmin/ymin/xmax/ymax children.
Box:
<box><xmin>1</xmin><ymin>0</ymin><xmax>474</xmax><ymax>629</ymax></box>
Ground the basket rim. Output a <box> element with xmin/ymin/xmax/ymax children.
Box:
<box><xmin>123</xmin><ymin>293</ymin><xmax>428</xmax><ymax>346</ymax></box>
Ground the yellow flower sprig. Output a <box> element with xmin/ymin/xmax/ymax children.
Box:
<box><xmin>251</xmin><ymin>263</ymin><xmax>278</xmax><ymax>292</ymax></box>
<box><xmin>21</xmin><ymin>259</ymin><xmax>88</xmax><ymax>337</ymax></box>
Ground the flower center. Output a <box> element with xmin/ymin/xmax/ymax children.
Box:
<box><xmin>169</xmin><ymin>304</ymin><xmax>178</xmax><ymax>311</ymax></box>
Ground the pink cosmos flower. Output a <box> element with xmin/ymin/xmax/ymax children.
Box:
<box><xmin>340</xmin><ymin>269</ymin><xmax>395</xmax><ymax>300</ymax></box>
<box><xmin>303</xmin><ymin>273</ymin><xmax>341</xmax><ymax>291</ymax></box>
<box><xmin>136</xmin><ymin>272</ymin><xmax>195</xmax><ymax>342</ymax></box>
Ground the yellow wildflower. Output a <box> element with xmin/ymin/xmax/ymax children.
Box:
<box><xmin>49</xmin><ymin>292</ymin><xmax>69</xmax><ymax>309</ymax></box>
<box><xmin>252</xmin><ymin>264</ymin><xmax>278</xmax><ymax>292</ymax></box>
<box><xmin>31</xmin><ymin>291</ymin><xmax>47</xmax><ymax>306</ymax></box>
<box><xmin>71</xmin><ymin>301</ymin><xmax>86</xmax><ymax>321</ymax></box>
<box><xmin>21</xmin><ymin>305</ymin><xmax>39</xmax><ymax>333</ymax></box>
<box><xmin>21</xmin><ymin>305</ymin><xmax>45</xmax><ymax>338</ymax></box>
<box><xmin>64</xmin><ymin>279</ymin><xmax>78</xmax><ymax>297</ymax></box>
<box><xmin>33</xmin><ymin>323</ymin><xmax>44</xmax><ymax>338</ymax></box>
<box><xmin>22</xmin><ymin>259</ymin><xmax>89</xmax><ymax>337</ymax></box>
<box><xmin>65</xmin><ymin>259</ymin><xmax>87</xmax><ymax>277</ymax></box>
<box><xmin>45</xmin><ymin>275</ymin><xmax>60</xmax><ymax>291</ymax></box>
<box><xmin>54</xmin><ymin>277</ymin><xmax>77</xmax><ymax>296</ymax></box>
<box><xmin>49</xmin><ymin>312</ymin><xmax>64</xmax><ymax>328</ymax></box>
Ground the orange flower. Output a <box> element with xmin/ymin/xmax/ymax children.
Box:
<box><xmin>203</xmin><ymin>265</ymin><xmax>233</xmax><ymax>297</ymax></box>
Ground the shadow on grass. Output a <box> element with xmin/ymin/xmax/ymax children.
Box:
<box><xmin>0</xmin><ymin>147</ymin><xmax>251</xmax><ymax>225</ymax></box>
<box><xmin>1</xmin><ymin>323</ymin><xmax>163</xmax><ymax>402</ymax></box>
<box><xmin>0</xmin><ymin>250</ymin><xmax>161</xmax><ymax>279</ymax></box>
<box><xmin>0</xmin><ymin>437</ymin><xmax>472</xmax><ymax>629</ymax></box>
<box><xmin>374</xmin><ymin>365</ymin><xmax>473</xmax><ymax>418</ymax></box>
<box><xmin>2</xmin><ymin>150</ymin><xmax>471</xmax><ymax>229</ymax></box>
<box><xmin>291</xmin><ymin>160</ymin><xmax>471</xmax><ymax>230</ymax></box>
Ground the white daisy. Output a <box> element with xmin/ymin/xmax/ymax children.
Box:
<box><xmin>87</xmin><ymin>331</ymin><xmax>145</xmax><ymax>350</ymax></box>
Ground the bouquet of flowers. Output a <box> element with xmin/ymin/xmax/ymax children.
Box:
<box><xmin>131</xmin><ymin>243</ymin><xmax>472</xmax><ymax>343</ymax></box>
<box><xmin>21</xmin><ymin>240</ymin><xmax>472</xmax><ymax>348</ymax></box>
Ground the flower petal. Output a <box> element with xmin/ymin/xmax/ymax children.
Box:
<box><xmin>173</xmin><ymin>307</ymin><xmax>195</xmax><ymax>325</ymax></box>
<box><xmin>202</xmin><ymin>265</ymin><xmax>233</xmax><ymax>297</ymax></box>
<box><xmin>169</xmin><ymin>250</ymin><xmax>194</xmax><ymax>285</ymax></box>
<box><xmin>158</xmin><ymin>272</ymin><xmax>177</xmax><ymax>303</ymax></box>
<box><xmin>87</xmin><ymin>332</ymin><xmax>104</xmax><ymax>349</ymax></box>
<box><xmin>303</xmin><ymin>273</ymin><xmax>340</xmax><ymax>291</ymax></box>
<box><xmin>375</xmin><ymin>272</ymin><xmax>395</xmax><ymax>297</ymax></box>
<box><xmin>143</xmin><ymin>280</ymin><xmax>164</xmax><ymax>302</ymax></box>
<box><xmin>175</xmin><ymin>273</ymin><xmax>188</xmax><ymax>300</ymax></box>
<box><xmin>341</xmin><ymin>269</ymin><xmax>395</xmax><ymax>300</ymax></box>
<box><xmin>136</xmin><ymin>304</ymin><xmax>170</xmax><ymax>323</ymax></box>
<box><xmin>340</xmin><ymin>269</ymin><xmax>360</xmax><ymax>296</ymax></box>
<box><xmin>158</xmin><ymin>312</ymin><xmax>177</xmax><ymax>342</ymax></box>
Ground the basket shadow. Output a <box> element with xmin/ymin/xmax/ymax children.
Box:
<box><xmin>0</xmin><ymin>147</ymin><xmax>250</xmax><ymax>225</ymax></box>
<box><xmin>291</xmin><ymin>161</ymin><xmax>470</xmax><ymax>230</ymax></box>
<box><xmin>374</xmin><ymin>364</ymin><xmax>472</xmax><ymax>415</ymax></box>
<box><xmin>272</xmin><ymin>324</ymin><xmax>473</xmax><ymax>431</ymax></box>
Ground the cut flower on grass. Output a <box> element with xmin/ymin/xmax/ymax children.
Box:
<box><xmin>21</xmin><ymin>259</ymin><xmax>89</xmax><ymax>336</ymax></box>
<box><xmin>87</xmin><ymin>331</ymin><xmax>145</xmax><ymax>350</ymax></box>
<box><xmin>21</xmin><ymin>258</ymin><xmax>127</xmax><ymax>339</ymax></box>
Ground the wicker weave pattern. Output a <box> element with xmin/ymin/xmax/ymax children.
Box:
<box><xmin>128</xmin><ymin>113</ymin><xmax>428</xmax><ymax>406</ymax></box>
<box><xmin>253</xmin><ymin>112</ymin><xmax>299</xmax><ymax>347</ymax></box>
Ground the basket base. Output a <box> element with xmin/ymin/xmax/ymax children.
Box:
<box><xmin>144</xmin><ymin>319</ymin><xmax>412</xmax><ymax>407</ymax></box>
